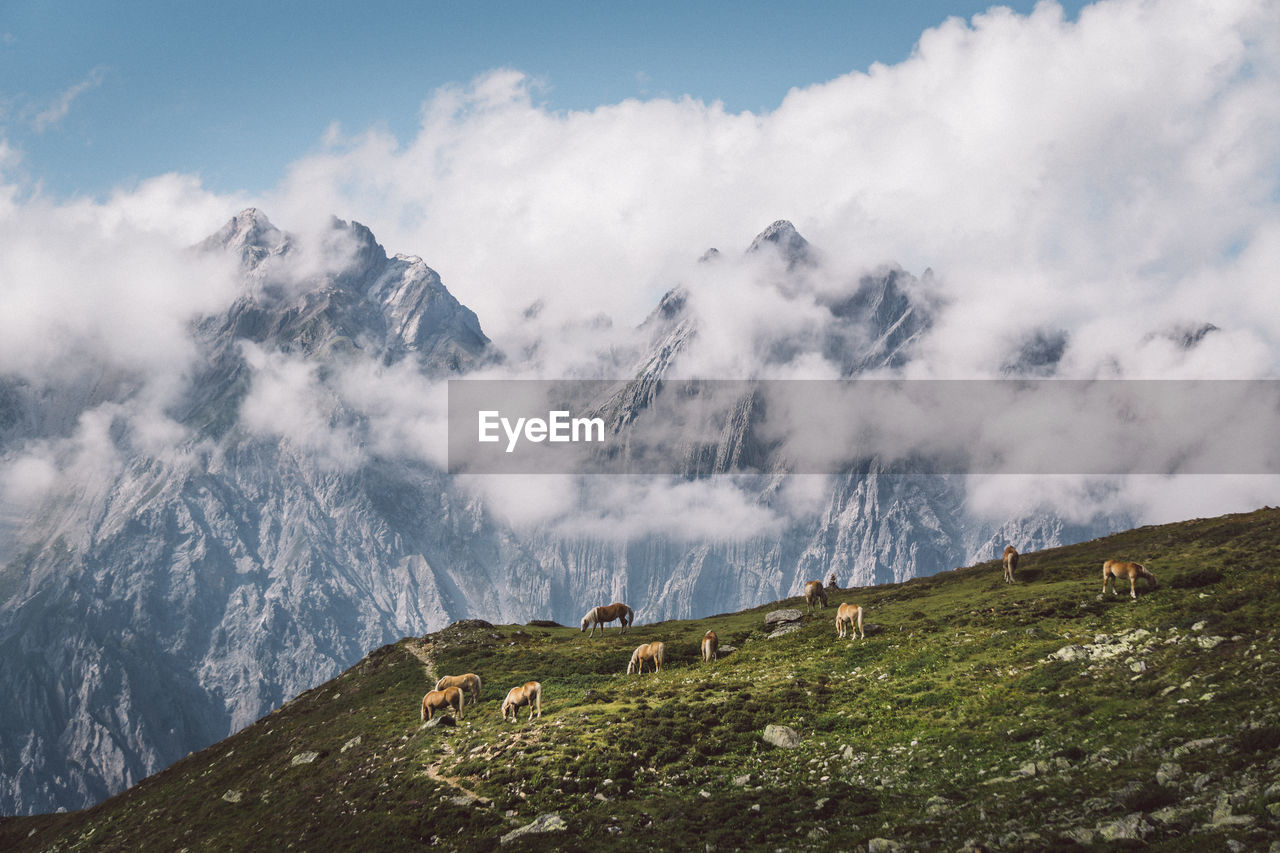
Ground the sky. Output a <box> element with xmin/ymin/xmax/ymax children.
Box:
<box><xmin>3</xmin><ymin>1</ymin><xmax>1088</xmax><ymax>199</ymax></box>
<box><xmin>3</xmin><ymin>0</ymin><xmax>1280</xmax><ymax>536</ymax></box>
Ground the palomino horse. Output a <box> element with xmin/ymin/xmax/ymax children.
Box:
<box><xmin>435</xmin><ymin>673</ymin><xmax>482</xmax><ymax>705</ymax></box>
<box><xmin>805</xmin><ymin>580</ymin><xmax>828</xmax><ymax>613</ymax></box>
<box><xmin>1102</xmin><ymin>559</ymin><xmax>1157</xmax><ymax>599</ymax></box>
<box><xmin>835</xmin><ymin>602</ymin><xmax>864</xmax><ymax>640</ymax></box>
<box><xmin>420</xmin><ymin>685</ymin><xmax>464</xmax><ymax>722</ymax></box>
<box><xmin>701</xmin><ymin>630</ymin><xmax>719</xmax><ymax>662</ymax></box>
<box><xmin>627</xmin><ymin>641</ymin><xmax>665</xmax><ymax>674</ymax></box>
<box><xmin>1002</xmin><ymin>545</ymin><xmax>1019</xmax><ymax>583</ymax></box>
<box><xmin>580</xmin><ymin>602</ymin><xmax>634</xmax><ymax>638</ymax></box>
<box><xmin>501</xmin><ymin>681</ymin><xmax>542</xmax><ymax>722</ymax></box>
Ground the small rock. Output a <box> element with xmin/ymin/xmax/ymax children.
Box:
<box><xmin>425</xmin><ymin>715</ymin><xmax>456</xmax><ymax>728</ymax></box>
<box><xmin>500</xmin><ymin>813</ymin><xmax>567</xmax><ymax>845</ymax></box>
<box><xmin>1155</xmin><ymin>762</ymin><xmax>1182</xmax><ymax>786</ymax></box>
<box><xmin>733</xmin><ymin>774</ymin><xmax>751</xmax><ymax>786</ymax></box>
<box><xmin>221</xmin><ymin>790</ymin><xmax>243</xmax><ymax>803</ymax></box>
<box><xmin>290</xmin><ymin>751</ymin><xmax>320</xmax><ymax>766</ymax></box>
<box><xmin>1129</xmin><ymin>660</ymin><xmax>1147</xmax><ymax>673</ymax></box>
<box><xmin>1097</xmin><ymin>813</ymin><xmax>1151</xmax><ymax>841</ymax></box>
<box><xmin>1049</xmin><ymin>645</ymin><xmax>1088</xmax><ymax>662</ymax></box>
<box><xmin>341</xmin><ymin>736</ymin><xmax>362</xmax><ymax>753</ymax></box>
<box><xmin>868</xmin><ymin>839</ymin><xmax>902</xmax><ymax>853</ymax></box>
<box><xmin>1172</xmin><ymin>737</ymin><xmax>1217</xmax><ymax>758</ymax></box>
<box><xmin>764</xmin><ymin>608</ymin><xmax>804</xmax><ymax>627</ymax></box>
<box><xmin>762</xmin><ymin>724</ymin><xmax>801</xmax><ymax>749</ymax></box>
<box><xmin>1196</xmin><ymin>635</ymin><xmax>1225</xmax><ymax>649</ymax></box>
<box><xmin>767</xmin><ymin>623</ymin><xmax>804</xmax><ymax>639</ymax></box>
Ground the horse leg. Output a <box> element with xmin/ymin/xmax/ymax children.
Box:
<box><xmin>1130</xmin><ymin>576</ymin><xmax>1137</xmax><ymax>600</ymax></box>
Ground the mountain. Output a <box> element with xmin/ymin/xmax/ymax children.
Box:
<box><xmin>3</xmin><ymin>508</ymin><xmax>1277</xmax><ymax>851</ymax></box>
<box><xmin>0</xmin><ymin>212</ymin><xmax>1129</xmax><ymax>815</ymax></box>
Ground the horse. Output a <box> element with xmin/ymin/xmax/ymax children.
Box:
<box><xmin>501</xmin><ymin>681</ymin><xmax>542</xmax><ymax>722</ymax></box>
<box><xmin>805</xmin><ymin>580</ymin><xmax>828</xmax><ymax>613</ymax></box>
<box><xmin>435</xmin><ymin>673</ymin><xmax>482</xmax><ymax>705</ymax></box>
<box><xmin>835</xmin><ymin>602</ymin><xmax>864</xmax><ymax>640</ymax></box>
<box><xmin>627</xmin><ymin>641</ymin><xmax>665</xmax><ymax>674</ymax></box>
<box><xmin>580</xmin><ymin>602</ymin><xmax>634</xmax><ymax>638</ymax></box>
<box><xmin>420</xmin><ymin>685</ymin><xmax>464</xmax><ymax>722</ymax></box>
<box><xmin>1002</xmin><ymin>545</ymin><xmax>1019</xmax><ymax>584</ymax></box>
<box><xmin>701</xmin><ymin>630</ymin><xmax>719</xmax><ymax>662</ymax></box>
<box><xmin>1102</xmin><ymin>559</ymin><xmax>1157</xmax><ymax>599</ymax></box>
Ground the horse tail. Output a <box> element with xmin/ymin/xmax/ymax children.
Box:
<box><xmin>856</xmin><ymin>605</ymin><xmax>864</xmax><ymax>638</ymax></box>
<box><xmin>421</xmin><ymin>694</ymin><xmax>428</xmax><ymax>722</ymax></box>
<box><xmin>656</xmin><ymin>642</ymin><xmax>665</xmax><ymax>671</ymax></box>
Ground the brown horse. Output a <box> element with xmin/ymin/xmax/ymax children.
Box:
<box><xmin>435</xmin><ymin>673</ymin><xmax>482</xmax><ymax>705</ymax></box>
<box><xmin>805</xmin><ymin>580</ymin><xmax>828</xmax><ymax>613</ymax></box>
<box><xmin>836</xmin><ymin>602</ymin><xmax>864</xmax><ymax>640</ymax></box>
<box><xmin>501</xmin><ymin>681</ymin><xmax>542</xmax><ymax>722</ymax></box>
<box><xmin>580</xmin><ymin>602</ymin><xmax>634</xmax><ymax>638</ymax></box>
<box><xmin>1003</xmin><ymin>545</ymin><xmax>1019</xmax><ymax>583</ymax></box>
<box><xmin>701</xmin><ymin>630</ymin><xmax>719</xmax><ymax>662</ymax></box>
<box><xmin>420</xmin><ymin>685</ymin><xmax>464</xmax><ymax>722</ymax></box>
<box><xmin>627</xmin><ymin>641</ymin><xmax>665</xmax><ymax>674</ymax></box>
<box><xmin>1103</xmin><ymin>559</ymin><xmax>1157</xmax><ymax>599</ymax></box>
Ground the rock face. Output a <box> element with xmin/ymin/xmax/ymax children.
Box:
<box><xmin>0</xmin><ymin>212</ymin><xmax>1126</xmax><ymax>815</ymax></box>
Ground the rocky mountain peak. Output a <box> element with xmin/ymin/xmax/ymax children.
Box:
<box><xmin>747</xmin><ymin>220</ymin><xmax>815</xmax><ymax>269</ymax></box>
<box><xmin>201</xmin><ymin>208</ymin><xmax>288</xmax><ymax>267</ymax></box>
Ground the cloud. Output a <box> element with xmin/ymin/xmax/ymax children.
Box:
<box><xmin>32</xmin><ymin>67</ymin><xmax>107</xmax><ymax>132</ymax></box>
<box><xmin>4</xmin><ymin>0</ymin><xmax>1280</xmax><ymax>542</ymax></box>
<box><xmin>263</xmin><ymin>0</ymin><xmax>1279</xmax><ymax>388</ymax></box>
<box><xmin>0</xmin><ymin>176</ymin><xmax>242</xmax><ymax>390</ymax></box>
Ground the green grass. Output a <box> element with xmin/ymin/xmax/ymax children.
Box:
<box><xmin>4</xmin><ymin>508</ymin><xmax>1280</xmax><ymax>851</ymax></box>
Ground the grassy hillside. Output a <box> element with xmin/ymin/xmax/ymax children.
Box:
<box><xmin>4</xmin><ymin>508</ymin><xmax>1280</xmax><ymax>852</ymax></box>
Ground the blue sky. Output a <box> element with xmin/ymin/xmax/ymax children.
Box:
<box><xmin>3</xmin><ymin>1</ymin><xmax>1083</xmax><ymax>198</ymax></box>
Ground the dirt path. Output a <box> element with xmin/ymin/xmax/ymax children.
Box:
<box><xmin>403</xmin><ymin>638</ymin><xmax>436</xmax><ymax>681</ymax></box>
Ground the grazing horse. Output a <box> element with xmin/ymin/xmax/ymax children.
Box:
<box><xmin>501</xmin><ymin>681</ymin><xmax>542</xmax><ymax>722</ymax></box>
<box><xmin>805</xmin><ymin>580</ymin><xmax>829</xmax><ymax>613</ymax></box>
<box><xmin>1103</xmin><ymin>559</ymin><xmax>1157</xmax><ymax>599</ymax></box>
<box><xmin>627</xmin><ymin>641</ymin><xmax>665</xmax><ymax>674</ymax></box>
<box><xmin>701</xmin><ymin>630</ymin><xmax>719</xmax><ymax>662</ymax></box>
<box><xmin>1002</xmin><ymin>545</ymin><xmax>1019</xmax><ymax>584</ymax></box>
<box><xmin>835</xmin><ymin>602</ymin><xmax>864</xmax><ymax>640</ymax></box>
<box><xmin>420</xmin><ymin>685</ymin><xmax>464</xmax><ymax>722</ymax></box>
<box><xmin>435</xmin><ymin>673</ymin><xmax>482</xmax><ymax>705</ymax></box>
<box><xmin>580</xmin><ymin>602</ymin><xmax>634</xmax><ymax>638</ymax></box>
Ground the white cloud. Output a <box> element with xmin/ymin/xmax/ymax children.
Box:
<box><xmin>259</xmin><ymin>0</ymin><xmax>1279</xmax><ymax>387</ymax></box>
<box><xmin>4</xmin><ymin>0</ymin><xmax>1280</xmax><ymax>541</ymax></box>
<box><xmin>32</xmin><ymin>67</ymin><xmax>107</xmax><ymax>132</ymax></box>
